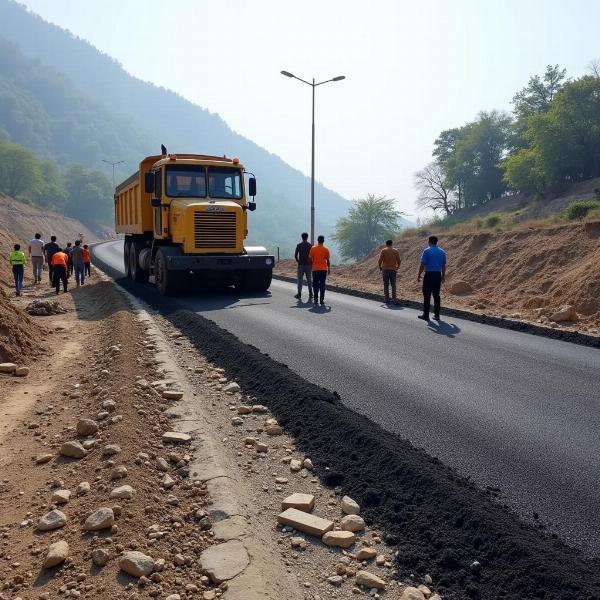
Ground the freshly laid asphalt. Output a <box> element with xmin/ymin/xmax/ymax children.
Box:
<box><xmin>95</xmin><ymin>239</ymin><xmax>600</xmax><ymax>556</ymax></box>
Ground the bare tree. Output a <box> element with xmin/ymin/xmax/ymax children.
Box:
<box><xmin>588</xmin><ymin>58</ymin><xmax>600</xmax><ymax>78</ymax></box>
<box><xmin>414</xmin><ymin>162</ymin><xmax>456</xmax><ymax>216</ymax></box>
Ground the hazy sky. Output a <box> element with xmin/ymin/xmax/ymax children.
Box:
<box><xmin>21</xmin><ymin>0</ymin><xmax>600</xmax><ymax>216</ymax></box>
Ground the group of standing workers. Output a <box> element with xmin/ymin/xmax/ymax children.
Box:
<box><xmin>294</xmin><ymin>233</ymin><xmax>447</xmax><ymax>321</ymax></box>
<box><xmin>8</xmin><ymin>233</ymin><xmax>91</xmax><ymax>296</ymax></box>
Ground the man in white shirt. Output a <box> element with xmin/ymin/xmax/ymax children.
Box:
<box><xmin>28</xmin><ymin>232</ymin><xmax>45</xmax><ymax>284</ymax></box>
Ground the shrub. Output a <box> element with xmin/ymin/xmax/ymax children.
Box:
<box><xmin>484</xmin><ymin>213</ymin><xmax>502</xmax><ymax>228</ymax></box>
<box><xmin>564</xmin><ymin>200</ymin><xmax>600</xmax><ymax>221</ymax></box>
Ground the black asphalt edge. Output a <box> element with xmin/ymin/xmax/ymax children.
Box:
<box><xmin>273</xmin><ymin>274</ymin><xmax>600</xmax><ymax>349</ymax></box>
<box><xmin>92</xmin><ymin>251</ymin><xmax>600</xmax><ymax>600</ymax></box>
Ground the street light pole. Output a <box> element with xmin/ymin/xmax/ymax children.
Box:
<box><xmin>281</xmin><ymin>71</ymin><xmax>346</xmax><ymax>244</ymax></box>
<box><xmin>102</xmin><ymin>159</ymin><xmax>125</xmax><ymax>189</ymax></box>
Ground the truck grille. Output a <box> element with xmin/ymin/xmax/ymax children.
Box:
<box><xmin>194</xmin><ymin>211</ymin><xmax>237</xmax><ymax>249</ymax></box>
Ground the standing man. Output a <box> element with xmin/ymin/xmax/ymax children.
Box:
<box><xmin>64</xmin><ymin>242</ymin><xmax>74</xmax><ymax>277</ymax></box>
<box><xmin>83</xmin><ymin>244</ymin><xmax>91</xmax><ymax>278</ymax></box>
<box><xmin>378</xmin><ymin>240</ymin><xmax>401</xmax><ymax>305</ymax></box>
<box><xmin>294</xmin><ymin>232</ymin><xmax>312</xmax><ymax>301</ymax></box>
<box><xmin>9</xmin><ymin>243</ymin><xmax>26</xmax><ymax>296</ymax></box>
<box><xmin>309</xmin><ymin>235</ymin><xmax>330</xmax><ymax>306</ymax></box>
<box><xmin>28</xmin><ymin>233</ymin><xmax>45</xmax><ymax>284</ymax></box>
<box><xmin>44</xmin><ymin>235</ymin><xmax>59</xmax><ymax>285</ymax></box>
<box><xmin>417</xmin><ymin>235</ymin><xmax>446</xmax><ymax>321</ymax></box>
<box><xmin>51</xmin><ymin>248</ymin><xmax>69</xmax><ymax>294</ymax></box>
<box><xmin>72</xmin><ymin>240</ymin><xmax>85</xmax><ymax>287</ymax></box>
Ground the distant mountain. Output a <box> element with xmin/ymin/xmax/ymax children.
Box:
<box><xmin>0</xmin><ymin>0</ymin><xmax>352</xmax><ymax>254</ymax></box>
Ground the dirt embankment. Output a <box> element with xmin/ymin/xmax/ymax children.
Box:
<box><xmin>276</xmin><ymin>221</ymin><xmax>600</xmax><ymax>333</ymax></box>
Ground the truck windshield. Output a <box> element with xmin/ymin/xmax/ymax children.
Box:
<box><xmin>166</xmin><ymin>166</ymin><xmax>206</xmax><ymax>197</ymax></box>
<box><xmin>208</xmin><ymin>167</ymin><xmax>242</xmax><ymax>199</ymax></box>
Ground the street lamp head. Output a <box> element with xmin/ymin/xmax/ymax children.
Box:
<box><xmin>281</xmin><ymin>70</ymin><xmax>295</xmax><ymax>78</ymax></box>
<box><xmin>332</xmin><ymin>75</ymin><xmax>346</xmax><ymax>82</ymax></box>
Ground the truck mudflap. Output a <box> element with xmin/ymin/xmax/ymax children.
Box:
<box><xmin>165</xmin><ymin>254</ymin><xmax>274</xmax><ymax>271</ymax></box>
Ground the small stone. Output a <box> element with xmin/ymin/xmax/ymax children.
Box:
<box><xmin>76</xmin><ymin>419</ymin><xmax>99</xmax><ymax>436</ymax></box>
<box><xmin>237</xmin><ymin>405</ymin><xmax>252</xmax><ymax>415</ymax></box>
<box><xmin>110</xmin><ymin>465</ymin><xmax>128</xmax><ymax>480</ymax></box>
<box><xmin>155</xmin><ymin>457</ymin><xmax>169</xmax><ymax>471</ymax></box>
<box><xmin>119</xmin><ymin>551</ymin><xmax>155</xmax><ymax>577</ymax></box>
<box><xmin>278</xmin><ymin>508</ymin><xmax>333</xmax><ymax>537</ymax></box>
<box><xmin>375</xmin><ymin>554</ymin><xmax>385</xmax><ymax>566</ymax></box>
<box><xmin>38</xmin><ymin>510</ymin><xmax>67</xmax><ymax>531</ymax></box>
<box><xmin>282</xmin><ymin>493</ymin><xmax>315</xmax><ymax>512</ymax></box>
<box><xmin>255</xmin><ymin>443</ymin><xmax>268</xmax><ymax>453</ymax></box>
<box><xmin>417</xmin><ymin>585</ymin><xmax>432</xmax><ymax>598</ymax></box>
<box><xmin>161</xmin><ymin>474</ymin><xmax>176</xmax><ymax>489</ymax></box>
<box><xmin>341</xmin><ymin>514</ymin><xmax>365</xmax><ymax>532</ymax></box>
<box><xmin>322</xmin><ymin>530</ymin><xmax>355</xmax><ymax>548</ymax></box>
<box><xmin>43</xmin><ymin>540</ymin><xmax>69</xmax><ymax>568</ymax></box>
<box><xmin>15</xmin><ymin>366</ymin><xmax>30</xmax><ymax>377</ymax></box>
<box><xmin>76</xmin><ymin>481</ymin><xmax>91</xmax><ymax>495</ymax></box>
<box><xmin>0</xmin><ymin>362</ymin><xmax>17</xmax><ymax>373</ymax></box>
<box><xmin>162</xmin><ymin>390</ymin><xmax>184</xmax><ymax>400</ymax></box>
<box><xmin>341</xmin><ymin>495</ymin><xmax>360</xmax><ymax>515</ymax></box>
<box><xmin>251</xmin><ymin>405</ymin><xmax>268</xmax><ymax>413</ymax></box>
<box><xmin>83</xmin><ymin>508</ymin><xmax>114</xmax><ymax>531</ymax></box>
<box><xmin>290</xmin><ymin>537</ymin><xmax>307</xmax><ymax>550</ymax></box>
<box><xmin>91</xmin><ymin>548</ymin><xmax>110</xmax><ymax>567</ymax></box>
<box><xmin>303</xmin><ymin>458</ymin><xmax>313</xmax><ymax>470</ymax></box>
<box><xmin>166</xmin><ymin>595</ymin><xmax>181</xmax><ymax>600</ymax></box>
<box><xmin>231</xmin><ymin>417</ymin><xmax>244</xmax><ymax>426</ymax></box>
<box><xmin>153</xmin><ymin>558</ymin><xmax>166</xmax><ymax>572</ymax></box>
<box><xmin>328</xmin><ymin>575</ymin><xmax>343</xmax><ymax>587</ymax></box>
<box><xmin>356</xmin><ymin>548</ymin><xmax>377</xmax><ymax>561</ymax></box>
<box><xmin>35</xmin><ymin>454</ymin><xmax>53</xmax><ymax>465</ymax></box>
<box><xmin>423</xmin><ymin>574</ymin><xmax>433</xmax><ymax>585</ymax></box>
<box><xmin>102</xmin><ymin>444</ymin><xmax>122</xmax><ymax>456</ymax></box>
<box><xmin>102</xmin><ymin>399</ymin><xmax>117</xmax><ymax>412</ymax></box>
<box><xmin>356</xmin><ymin>570</ymin><xmax>386</xmax><ymax>590</ymax></box>
<box><xmin>110</xmin><ymin>485</ymin><xmax>136</xmax><ymax>499</ymax></box>
<box><xmin>289</xmin><ymin>459</ymin><xmax>302</xmax><ymax>472</ymax></box>
<box><xmin>51</xmin><ymin>489</ymin><xmax>71</xmax><ymax>504</ymax></box>
<box><xmin>60</xmin><ymin>441</ymin><xmax>87</xmax><ymax>459</ymax></box>
<box><xmin>162</xmin><ymin>431</ymin><xmax>191</xmax><ymax>444</ymax></box>
<box><xmin>223</xmin><ymin>382</ymin><xmax>240</xmax><ymax>393</ymax></box>
<box><xmin>399</xmin><ymin>587</ymin><xmax>426</xmax><ymax>600</ymax></box>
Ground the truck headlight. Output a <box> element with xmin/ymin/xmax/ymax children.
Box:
<box><xmin>265</xmin><ymin>258</ymin><xmax>273</xmax><ymax>266</ymax></box>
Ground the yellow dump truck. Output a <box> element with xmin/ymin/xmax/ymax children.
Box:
<box><xmin>114</xmin><ymin>151</ymin><xmax>273</xmax><ymax>295</ymax></box>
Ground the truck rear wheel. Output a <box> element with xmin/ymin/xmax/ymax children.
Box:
<box><xmin>155</xmin><ymin>249</ymin><xmax>182</xmax><ymax>296</ymax></box>
<box><xmin>129</xmin><ymin>241</ymin><xmax>149</xmax><ymax>283</ymax></box>
<box><xmin>124</xmin><ymin>241</ymin><xmax>132</xmax><ymax>279</ymax></box>
<box><xmin>235</xmin><ymin>269</ymin><xmax>272</xmax><ymax>293</ymax></box>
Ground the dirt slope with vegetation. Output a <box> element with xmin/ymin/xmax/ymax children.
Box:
<box><xmin>276</xmin><ymin>220</ymin><xmax>600</xmax><ymax>334</ymax></box>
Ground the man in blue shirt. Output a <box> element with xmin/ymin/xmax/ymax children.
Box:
<box><xmin>417</xmin><ymin>235</ymin><xmax>446</xmax><ymax>321</ymax></box>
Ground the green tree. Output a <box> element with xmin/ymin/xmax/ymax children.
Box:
<box><xmin>64</xmin><ymin>163</ymin><xmax>113</xmax><ymax>227</ymax></box>
<box><xmin>512</xmin><ymin>65</ymin><xmax>567</xmax><ymax>120</ymax></box>
<box><xmin>36</xmin><ymin>160</ymin><xmax>67</xmax><ymax>209</ymax></box>
<box><xmin>333</xmin><ymin>195</ymin><xmax>402</xmax><ymax>261</ymax></box>
<box><xmin>0</xmin><ymin>138</ymin><xmax>44</xmax><ymax>198</ymax></box>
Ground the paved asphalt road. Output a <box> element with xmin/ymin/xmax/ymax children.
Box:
<box><xmin>95</xmin><ymin>240</ymin><xmax>600</xmax><ymax>555</ymax></box>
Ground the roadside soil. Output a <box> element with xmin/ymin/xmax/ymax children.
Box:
<box><xmin>275</xmin><ymin>221</ymin><xmax>600</xmax><ymax>336</ymax></box>
<box><xmin>0</xmin><ymin>274</ymin><xmax>418</xmax><ymax>600</ymax></box>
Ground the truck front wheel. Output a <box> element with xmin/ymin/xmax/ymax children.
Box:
<box><xmin>155</xmin><ymin>249</ymin><xmax>181</xmax><ymax>296</ymax></box>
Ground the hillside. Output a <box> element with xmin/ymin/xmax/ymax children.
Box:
<box><xmin>275</xmin><ymin>221</ymin><xmax>600</xmax><ymax>335</ymax></box>
<box><xmin>0</xmin><ymin>0</ymin><xmax>351</xmax><ymax>253</ymax></box>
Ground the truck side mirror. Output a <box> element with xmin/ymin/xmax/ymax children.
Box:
<box><xmin>248</xmin><ymin>177</ymin><xmax>256</xmax><ymax>198</ymax></box>
<box><xmin>247</xmin><ymin>202</ymin><xmax>256</xmax><ymax>212</ymax></box>
<box><xmin>144</xmin><ymin>172</ymin><xmax>155</xmax><ymax>194</ymax></box>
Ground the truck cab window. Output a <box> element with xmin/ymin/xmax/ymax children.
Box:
<box><xmin>166</xmin><ymin>165</ymin><xmax>206</xmax><ymax>197</ymax></box>
<box><xmin>208</xmin><ymin>167</ymin><xmax>242</xmax><ymax>199</ymax></box>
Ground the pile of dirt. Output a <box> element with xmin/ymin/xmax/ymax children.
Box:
<box><xmin>91</xmin><ymin>252</ymin><xmax>600</xmax><ymax>600</ymax></box>
<box><xmin>25</xmin><ymin>298</ymin><xmax>68</xmax><ymax>316</ymax></box>
<box><xmin>276</xmin><ymin>221</ymin><xmax>600</xmax><ymax>333</ymax></box>
<box><xmin>0</xmin><ymin>287</ymin><xmax>46</xmax><ymax>363</ymax></box>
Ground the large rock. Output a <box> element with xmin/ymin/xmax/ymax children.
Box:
<box><xmin>549</xmin><ymin>305</ymin><xmax>578</xmax><ymax>323</ymax></box>
<box><xmin>102</xmin><ymin>443</ymin><xmax>122</xmax><ymax>456</ymax></box>
<box><xmin>162</xmin><ymin>431</ymin><xmax>191</xmax><ymax>444</ymax></box>
<box><xmin>277</xmin><ymin>508</ymin><xmax>333</xmax><ymax>537</ymax></box>
<box><xmin>43</xmin><ymin>540</ymin><xmax>69</xmax><ymax>568</ymax></box>
<box><xmin>356</xmin><ymin>547</ymin><xmax>377</xmax><ymax>561</ymax></box>
<box><xmin>449</xmin><ymin>281</ymin><xmax>473</xmax><ymax>295</ymax></box>
<box><xmin>51</xmin><ymin>489</ymin><xmax>71</xmax><ymax>504</ymax></box>
<box><xmin>356</xmin><ymin>570</ymin><xmax>386</xmax><ymax>590</ymax></box>
<box><xmin>199</xmin><ymin>540</ymin><xmax>249</xmax><ymax>584</ymax></box>
<box><xmin>400</xmin><ymin>587</ymin><xmax>426</xmax><ymax>600</ymax></box>
<box><xmin>60</xmin><ymin>441</ymin><xmax>87</xmax><ymax>459</ymax></box>
<box><xmin>119</xmin><ymin>551</ymin><xmax>155</xmax><ymax>577</ymax></box>
<box><xmin>341</xmin><ymin>514</ymin><xmax>365</xmax><ymax>532</ymax></box>
<box><xmin>109</xmin><ymin>485</ymin><xmax>136</xmax><ymax>499</ymax></box>
<box><xmin>76</xmin><ymin>419</ymin><xmax>99</xmax><ymax>436</ymax></box>
<box><xmin>0</xmin><ymin>363</ymin><xmax>17</xmax><ymax>374</ymax></box>
<box><xmin>223</xmin><ymin>382</ymin><xmax>240</xmax><ymax>393</ymax></box>
<box><xmin>281</xmin><ymin>493</ymin><xmax>315</xmax><ymax>513</ymax></box>
<box><xmin>83</xmin><ymin>508</ymin><xmax>114</xmax><ymax>531</ymax></box>
<box><xmin>341</xmin><ymin>495</ymin><xmax>360</xmax><ymax>515</ymax></box>
<box><xmin>322</xmin><ymin>530</ymin><xmax>355</xmax><ymax>548</ymax></box>
<box><xmin>38</xmin><ymin>510</ymin><xmax>67</xmax><ymax>531</ymax></box>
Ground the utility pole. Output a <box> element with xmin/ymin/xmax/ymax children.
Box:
<box><xmin>281</xmin><ymin>71</ymin><xmax>346</xmax><ymax>244</ymax></box>
<box><xmin>102</xmin><ymin>159</ymin><xmax>125</xmax><ymax>189</ymax></box>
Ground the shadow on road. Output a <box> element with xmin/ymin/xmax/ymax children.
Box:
<box><xmin>427</xmin><ymin>319</ymin><xmax>461</xmax><ymax>338</ymax></box>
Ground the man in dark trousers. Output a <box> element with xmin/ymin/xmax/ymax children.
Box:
<box><xmin>417</xmin><ymin>235</ymin><xmax>446</xmax><ymax>321</ymax></box>
<box><xmin>378</xmin><ymin>240</ymin><xmax>401</xmax><ymax>304</ymax></box>
<box><xmin>309</xmin><ymin>235</ymin><xmax>330</xmax><ymax>306</ymax></box>
<box><xmin>44</xmin><ymin>235</ymin><xmax>59</xmax><ymax>285</ymax></box>
<box><xmin>294</xmin><ymin>232</ymin><xmax>312</xmax><ymax>301</ymax></box>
